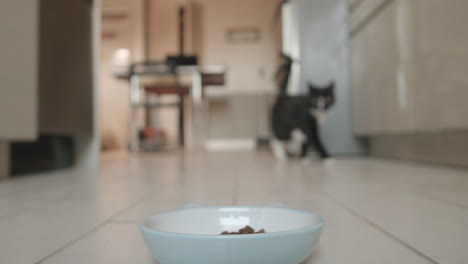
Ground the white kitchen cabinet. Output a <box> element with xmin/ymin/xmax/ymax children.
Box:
<box><xmin>0</xmin><ymin>0</ymin><xmax>39</xmax><ymax>141</ymax></box>
<box><xmin>351</xmin><ymin>0</ymin><xmax>468</xmax><ymax>135</ymax></box>
<box><xmin>410</xmin><ymin>0</ymin><xmax>468</xmax><ymax>131</ymax></box>
<box><xmin>0</xmin><ymin>0</ymin><xmax>94</xmax><ymax>140</ymax></box>
<box><xmin>0</xmin><ymin>0</ymin><xmax>96</xmax><ymax>177</ymax></box>
<box><xmin>39</xmin><ymin>0</ymin><xmax>94</xmax><ymax>136</ymax></box>
<box><xmin>351</xmin><ymin>0</ymin><xmax>414</xmax><ymax>135</ymax></box>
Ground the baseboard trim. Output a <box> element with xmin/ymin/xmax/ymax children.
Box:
<box><xmin>205</xmin><ymin>139</ymin><xmax>257</xmax><ymax>152</ymax></box>
<box><xmin>370</xmin><ymin>133</ymin><xmax>468</xmax><ymax>167</ymax></box>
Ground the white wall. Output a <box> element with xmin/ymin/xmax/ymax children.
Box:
<box><xmin>199</xmin><ymin>0</ymin><xmax>279</xmax><ymax>142</ymax></box>
<box><xmin>297</xmin><ymin>0</ymin><xmax>366</xmax><ymax>154</ymax></box>
<box><xmin>100</xmin><ymin>0</ymin><xmax>144</xmax><ymax>148</ymax></box>
<box><xmin>199</xmin><ymin>0</ymin><xmax>278</xmax><ymax>95</ymax></box>
<box><xmin>148</xmin><ymin>0</ymin><xmax>193</xmax><ymax>60</ymax></box>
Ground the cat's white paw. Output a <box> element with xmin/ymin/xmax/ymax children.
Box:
<box><xmin>271</xmin><ymin>140</ymin><xmax>287</xmax><ymax>161</ymax></box>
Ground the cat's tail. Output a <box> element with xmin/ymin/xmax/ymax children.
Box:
<box><xmin>271</xmin><ymin>0</ymin><xmax>291</xmax><ymax>97</ymax></box>
<box><xmin>275</xmin><ymin>54</ymin><xmax>292</xmax><ymax>96</ymax></box>
<box><xmin>270</xmin><ymin>0</ymin><xmax>289</xmax><ymax>30</ymax></box>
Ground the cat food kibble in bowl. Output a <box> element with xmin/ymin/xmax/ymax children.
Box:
<box><xmin>221</xmin><ymin>226</ymin><xmax>266</xmax><ymax>235</ymax></box>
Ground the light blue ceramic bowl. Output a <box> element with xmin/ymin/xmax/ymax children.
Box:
<box><xmin>140</xmin><ymin>204</ymin><xmax>324</xmax><ymax>264</ymax></box>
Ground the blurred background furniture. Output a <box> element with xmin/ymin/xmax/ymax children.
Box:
<box><xmin>125</xmin><ymin>61</ymin><xmax>225</xmax><ymax>151</ymax></box>
<box><xmin>128</xmin><ymin>62</ymin><xmax>190</xmax><ymax>151</ymax></box>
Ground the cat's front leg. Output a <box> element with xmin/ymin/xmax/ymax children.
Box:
<box><xmin>271</xmin><ymin>139</ymin><xmax>287</xmax><ymax>160</ymax></box>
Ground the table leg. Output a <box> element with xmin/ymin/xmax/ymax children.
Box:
<box><xmin>179</xmin><ymin>95</ymin><xmax>185</xmax><ymax>147</ymax></box>
<box><xmin>130</xmin><ymin>108</ymin><xmax>139</xmax><ymax>152</ymax></box>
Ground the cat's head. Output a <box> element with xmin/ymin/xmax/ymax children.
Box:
<box><xmin>308</xmin><ymin>82</ymin><xmax>335</xmax><ymax>111</ymax></box>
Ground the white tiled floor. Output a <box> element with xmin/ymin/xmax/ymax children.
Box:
<box><xmin>1</xmin><ymin>151</ymin><xmax>467</xmax><ymax>264</ymax></box>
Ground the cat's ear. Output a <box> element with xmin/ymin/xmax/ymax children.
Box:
<box><xmin>308</xmin><ymin>83</ymin><xmax>317</xmax><ymax>93</ymax></box>
<box><xmin>308</xmin><ymin>82</ymin><xmax>319</xmax><ymax>89</ymax></box>
<box><xmin>308</xmin><ymin>83</ymin><xmax>321</xmax><ymax>97</ymax></box>
<box><xmin>326</xmin><ymin>82</ymin><xmax>335</xmax><ymax>95</ymax></box>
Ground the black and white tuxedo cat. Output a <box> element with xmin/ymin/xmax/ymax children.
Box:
<box><xmin>271</xmin><ymin>55</ymin><xmax>335</xmax><ymax>160</ymax></box>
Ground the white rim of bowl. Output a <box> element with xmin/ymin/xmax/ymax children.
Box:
<box><xmin>140</xmin><ymin>206</ymin><xmax>325</xmax><ymax>239</ymax></box>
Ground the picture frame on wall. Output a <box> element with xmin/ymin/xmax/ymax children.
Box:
<box><xmin>226</xmin><ymin>27</ymin><xmax>260</xmax><ymax>43</ymax></box>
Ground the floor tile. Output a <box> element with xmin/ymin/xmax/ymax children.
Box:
<box><xmin>236</xmin><ymin>181</ymin><xmax>434</xmax><ymax>264</ymax></box>
<box><xmin>40</xmin><ymin>224</ymin><xmax>155</xmax><ymax>264</ymax></box>
<box><xmin>323</xmin><ymin>184</ymin><xmax>468</xmax><ymax>264</ymax></box>
<box><xmin>1</xmin><ymin>152</ymin><xmax>467</xmax><ymax>264</ymax></box>
<box><xmin>0</xmin><ymin>152</ymin><xmax>201</xmax><ymax>264</ymax></box>
<box><xmin>43</xmin><ymin>193</ymin><xmax>434</xmax><ymax>264</ymax></box>
<box><xmin>304</xmin><ymin>194</ymin><xmax>434</xmax><ymax>264</ymax></box>
<box><xmin>113</xmin><ymin>171</ymin><xmax>235</xmax><ymax>223</ymax></box>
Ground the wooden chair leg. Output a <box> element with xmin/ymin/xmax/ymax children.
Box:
<box><xmin>130</xmin><ymin>108</ymin><xmax>139</xmax><ymax>152</ymax></box>
<box><xmin>179</xmin><ymin>95</ymin><xmax>185</xmax><ymax>147</ymax></box>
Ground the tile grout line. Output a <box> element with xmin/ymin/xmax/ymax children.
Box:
<box><xmin>109</xmin><ymin>220</ymin><xmax>139</xmax><ymax>225</ymax></box>
<box><xmin>347</xmin><ymin>182</ymin><xmax>468</xmax><ymax>213</ymax></box>
<box><xmin>417</xmin><ymin>193</ymin><xmax>468</xmax><ymax>212</ymax></box>
<box><xmin>319</xmin><ymin>189</ymin><xmax>440</xmax><ymax>264</ymax></box>
<box><xmin>33</xmin><ymin>192</ymin><xmax>155</xmax><ymax>264</ymax></box>
<box><xmin>392</xmin><ymin>186</ymin><xmax>468</xmax><ymax>213</ymax></box>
